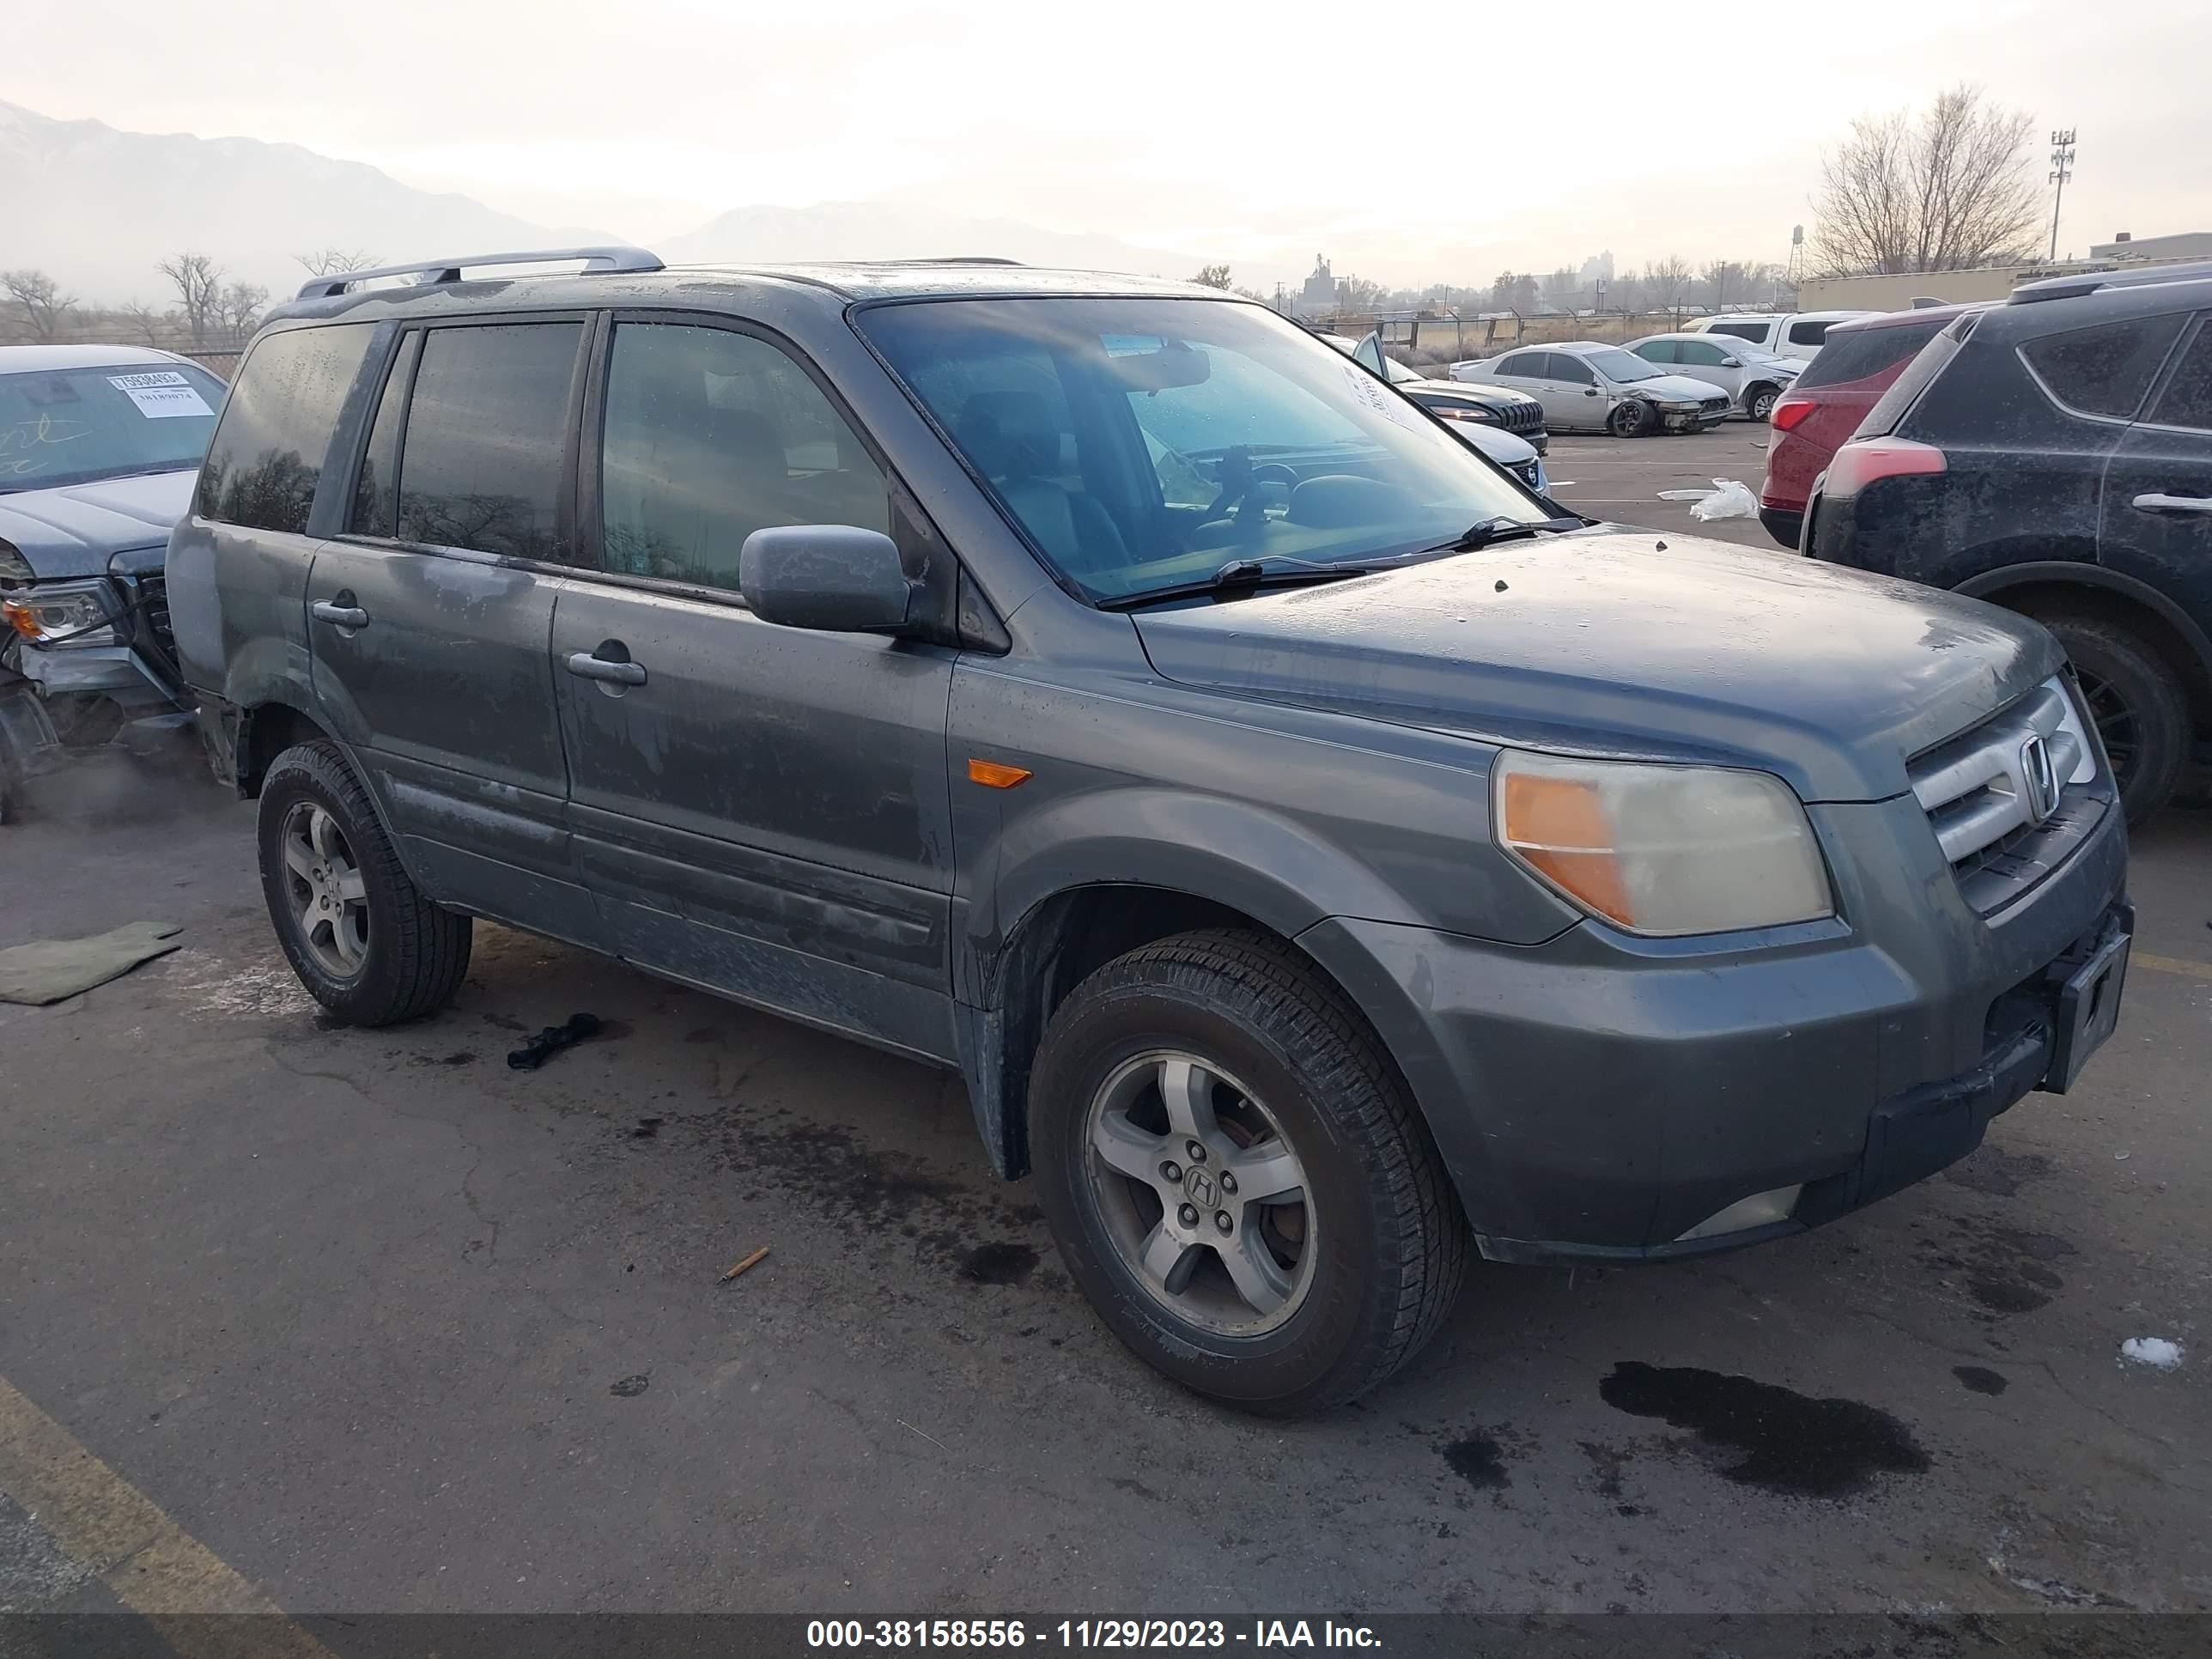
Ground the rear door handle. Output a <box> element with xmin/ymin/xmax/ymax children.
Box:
<box><xmin>2132</xmin><ymin>493</ymin><xmax>2212</xmax><ymax>515</ymax></box>
<box><xmin>310</xmin><ymin>599</ymin><xmax>369</xmax><ymax>628</ymax></box>
<box><xmin>566</xmin><ymin>650</ymin><xmax>647</xmax><ymax>686</ymax></box>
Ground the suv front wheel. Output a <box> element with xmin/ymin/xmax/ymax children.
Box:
<box><xmin>2039</xmin><ymin>616</ymin><xmax>2189</xmax><ymax>823</ymax></box>
<box><xmin>257</xmin><ymin>739</ymin><xmax>472</xmax><ymax>1024</ymax></box>
<box><xmin>1030</xmin><ymin>929</ymin><xmax>1467</xmax><ymax>1413</ymax></box>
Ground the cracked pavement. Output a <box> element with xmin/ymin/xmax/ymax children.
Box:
<box><xmin>1</xmin><ymin>740</ymin><xmax>2207</xmax><ymax>1617</ymax></box>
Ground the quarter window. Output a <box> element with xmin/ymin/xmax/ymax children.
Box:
<box><xmin>2147</xmin><ymin>319</ymin><xmax>2212</xmax><ymax>431</ymax></box>
<box><xmin>2021</xmin><ymin>316</ymin><xmax>2188</xmax><ymax>421</ymax></box>
<box><xmin>396</xmin><ymin>323</ymin><xmax>583</xmax><ymax>559</ymax></box>
<box><xmin>198</xmin><ymin>325</ymin><xmax>375</xmax><ymax>532</ymax></box>
<box><xmin>597</xmin><ymin>323</ymin><xmax>890</xmax><ymax>590</ymax></box>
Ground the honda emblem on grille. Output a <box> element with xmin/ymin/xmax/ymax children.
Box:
<box><xmin>2020</xmin><ymin>734</ymin><xmax>2060</xmax><ymax>823</ymax></box>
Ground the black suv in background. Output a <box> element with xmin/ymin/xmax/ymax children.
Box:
<box><xmin>1808</xmin><ymin>262</ymin><xmax>2212</xmax><ymax>820</ymax></box>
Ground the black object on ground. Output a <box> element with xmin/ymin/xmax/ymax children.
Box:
<box><xmin>507</xmin><ymin>1012</ymin><xmax>605</xmax><ymax>1071</ymax></box>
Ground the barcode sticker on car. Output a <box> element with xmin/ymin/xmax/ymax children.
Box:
<box><xmin>1340</xmin><ymin>363</ymin><xmax>1427</xmax><ymax>434</ymax></box>
<box><xmin>107</xmin><ymin>371</ymin><xmax>214</xmax><ymax>420</ymax></box>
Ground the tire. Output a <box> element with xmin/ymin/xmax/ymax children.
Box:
<box><xmin>2039</xmin><ymin>615</ymin><xmax>2189</xmax><ymax>823</ymax></box>
<box><xmin>1029</xmin><ymin>929</ymin><xmax>1467</xmax><ymax>1414</ymax></box>
<box><xmin>256</xmin><ymin>739</ymin><xmax>471</xmax><ymax>1024</ymax></box>
<box><xmin>1746</xmin><ymin>384</ymin><xmax>1779</xmax><ymax>422</ymax></box>
<box><xmin>1607</xmin><ymin>399</ymin><xmax>1651</xmax><ymax>438</ymax></box>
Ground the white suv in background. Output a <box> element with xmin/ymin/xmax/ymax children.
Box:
<box><xmin>1683</xmin><ymin>311</ymin><xmax>1876</xmax><ymax>362</ymax></box>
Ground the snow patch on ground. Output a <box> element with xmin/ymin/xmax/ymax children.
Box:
<box><xmin>165</xmin><ymin>950</ymin><xmax>316</xmax><ymax>1020</ymax></box>
<box><xmin>2119</xmin><ymin>1336</ymin><xmax>2184</xmax><ymax>1370</ymax></box>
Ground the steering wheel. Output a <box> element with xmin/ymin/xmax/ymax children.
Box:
<box><xmin>1197</xmin><ymin>454</ymin><xmax>1301</xmax><ymax>528</ymax></box>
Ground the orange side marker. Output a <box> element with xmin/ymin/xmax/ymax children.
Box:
<box><xmin>967</xmin><ymin>757</ymin><xmax>1033</xmax><ymax>789</ymax></box>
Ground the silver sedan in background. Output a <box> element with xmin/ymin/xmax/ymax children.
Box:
<box><xmin>1626</xmin><ymin>332</ymin><xmax>1802</xmax><ymax>421</ymax></box>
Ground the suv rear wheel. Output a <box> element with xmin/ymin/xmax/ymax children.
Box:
<box><xmin>2040</xmin><ymin>615</ymin><xmax>2189</xmax><ymax>823</ymax></box>
<box><xmin>1029</xmin><ymin>929</ymin><xmax>1467</xmax><ymax>1413</ymax></box>
<box><xmin>257</xmin><ymin>739</ymin><xmax>472</xmax><ymax>1024</ymax></box>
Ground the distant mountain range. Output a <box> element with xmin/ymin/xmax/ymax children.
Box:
<box><xmin>0</xmin><ymin>99</ymin><xmax>1214</xmax><ymax>305</ymax></box>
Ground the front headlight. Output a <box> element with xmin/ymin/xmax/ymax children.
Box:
<box><xmin>1434</xmin><ymin>404</ymin><xmax>1500</xmax><ymax>424</ymax></box>
<box><xmin>1494</xmin><ymin>751</ymin><xmax>1833</xmax><ymax>936</ymax></box>
<box><xmin>2</xmin><ymin>581</ymin><xmax>117</xmax><ymax>647</ymax></box>
<box><xmin>1656</xmin><ymin>399</ymin><xmax>1700</xmax><ymax>412</ymax></box>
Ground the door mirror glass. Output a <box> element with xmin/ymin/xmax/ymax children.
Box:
<box><xmin>1721</xmin><ymin>356</ymin><xmax>1742</xmax><ymax>368</ymax></box>
<box><xmin>739</xmin><ymin>525</ymin><xmax>919</xmax><ymax>633</ymax></box>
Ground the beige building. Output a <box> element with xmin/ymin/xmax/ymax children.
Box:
<box><xmin>1801</xmin><ymin>240</ymin><xmax>2211</xmax><ymax>313</ymax></box>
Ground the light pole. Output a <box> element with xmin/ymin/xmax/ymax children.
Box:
<box><xmin>2048</xmin><ymin>129</ymin><xmax>2076</xmax><ymax>262</ymax></box>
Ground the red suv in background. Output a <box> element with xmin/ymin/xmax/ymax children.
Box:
<box><xmin>1759</xmin><ymin>305</ymin><xmax>1983</xmax><ymax>548</ymax></box>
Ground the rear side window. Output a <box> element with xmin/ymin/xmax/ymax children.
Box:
<box><xmin>1494</xmin><ymin>353</ymin><xmax>1540</xmax><ymax>378</ymax></box>
<box><xmin>1706</xmin><ymin>321</ymin><xmax>1767</xmax><ymax>343</ymax></box>
<box><xmin>1787</xmin><ymin>319</ymin><xmax>1836</xmax><ymax>347</ymax></box>
<box><xmin>2020</xmin><ymin>316</ymin><xmax>2187</xmax><ymax>419</ymax></box>
<box><xmin>597</xmin><ymin>322</ymin><xmax>890</xmax><ymax>590</ymax></box>
<box><xmin>1636</xmin><ymin>339</ymin><xmax>1678</xmax><ymax>363</ymax></box>
<box><xmin>197</xmin><ymin>325</ymin><xmax>375</xmax><ymax>532</ymax></box>
<box><xmin>1792</xmin><ymin>319</ymin><xmax>1946</xmax><ymax>391</ymax></box>
<box><xmin>2147</xmin><ymin>319</ymin><xmax>2212</xmax><ymax>431</ymax></box>
<box><xmin>396</xmin><ymin>323</ymin><xmax>583</xmax><ymax>559</ymax></box>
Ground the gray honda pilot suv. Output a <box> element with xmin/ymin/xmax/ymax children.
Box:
<box><xmin>168</xmin><ymin>249</ymin><xmax>2133</xmax><ymax>1413</ymax></box>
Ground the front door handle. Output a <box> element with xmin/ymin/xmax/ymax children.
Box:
<box><xmin>2132</xmin><ymin>492</ymin><xmax>2212</xmax><ymax>515</ymax></box>
<box><xmin>566</xmin><ymin>650</ymin><xmax>647</xmax><ymax>686</ymax></box>
<box><xmin>310</xmin><ymin>599</ymin><xmax>369</xmax><ymax>628</ymax></box>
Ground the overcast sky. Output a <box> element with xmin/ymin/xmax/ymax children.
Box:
<box><xmin>10</xmin><ymin>0</ymin><xmax>2209</xmax><ymax>289</ymax></box>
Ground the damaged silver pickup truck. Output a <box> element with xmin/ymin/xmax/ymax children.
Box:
<box><xmin>0</xmin><ymin>345</ymin><xmax>223</xmax><ymax>817</ymax></box>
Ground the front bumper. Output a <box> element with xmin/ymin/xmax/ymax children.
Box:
<box><xmin>4</xmin><ymin>640</ymin><xmax>181</xmax><ymax>709</ymax></box>
<box><xmin>1303</xmin><ymin>787</ymin><xmax>2130</xmax><ymax>1262</ymax></box>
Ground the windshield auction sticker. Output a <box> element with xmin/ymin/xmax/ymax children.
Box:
<box><xmin>106</xmin><ymin>371</ymin><xmax>214</xmax><ymax>420</ymax></box>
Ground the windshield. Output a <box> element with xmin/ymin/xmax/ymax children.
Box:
<box><xmin>0</xmin><ymin>362</ymin><xmax>225</xmax><ymax>493</ymax></box>
<box><xmin>1580</xmin><ymin>348</ymin><xmax>1663</xmax><ymax>383</ymax></box>
<box><xmin>860</xmin><ymin>297</ymin><xmax>1547</xmax><ymax>603</ymax></box>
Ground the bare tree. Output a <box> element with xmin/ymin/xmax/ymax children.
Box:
<box><xmin>1702</xmin><ymin>258</ymin><xmax>1748</xmax><ymax>311</ymax></box>
<box><xmin>294</xmin><ymin>247</ymin><xmax>382</xmax><ymax>279</ymax></box>
<box><xmin>2</xmin><ymin>270</ymin><xmax>78</xmax><ymax>343</ymax></box>
<box><xmin>119</xmin><ymin>300</ymin><xmax>168</xmax><ymax>347</ymax></box>
<box><xmin>1336</xmin><ymin>273</ymin><xmax>1387</xmax><ymax>313</ymax></box>
<box><xmin>1189</xmin><ymin>263</ymin><xmax>1232</xmax><ymax>290</ymax></box>
<box><xmin>218</xmin><ymin>280</ymin><xmax>269</xmax><ymax>340</ymax></box>
<box><xmin>1812</xmin><ymin>84</ymin><xmax>2039</xmax><ymax>275</ymax></box>
<box><xmin>159</xmin><ymin>252</ymin><xmax>225</xmax><ymax>348</ymax></box>
<box><xmin>1646</xmin><ymin>255</ymin><xmax>1692</xmax><ymax>320</ymax></box>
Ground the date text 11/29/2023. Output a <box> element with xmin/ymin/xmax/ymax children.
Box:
<box><xmin>806</xmin><ymin>1621</ymin><xmax>1382</xmax><ymax>1649</ymax></box>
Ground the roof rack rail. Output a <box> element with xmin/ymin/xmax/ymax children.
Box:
<box><xmin>872</xmin><ymin>256</ymin><xmax>1025</xmax><ymax>267</ymax></box>
<box><xmin>295</xmin><ymin>246</ymin><xmax>665</xmax><ymax>301</ymax></box>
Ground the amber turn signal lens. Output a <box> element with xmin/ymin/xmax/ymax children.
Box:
<box><xmin>967</xmin><ymin>758</ymin><xmax>1033</xmax><ymax>789</ymax></box>
<box><xmin>1498</xmin><ymin>771</ymin><xmax>1635</xmax><ymax>927</ymax></box>
<box><xmin>3</xmin><ymin>602</ymin><xmax>41</xmax><ymax>641</ymax></box>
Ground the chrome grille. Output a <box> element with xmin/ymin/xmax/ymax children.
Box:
<box><xmin>1909</xmin><ymin>678</ymin><xmax>2096</xmax><ymax>868</ymax></box>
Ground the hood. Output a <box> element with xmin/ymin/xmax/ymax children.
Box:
<box><xmin>1444</xmin><ymin>422</ymin><xmax>1538</xmax><ymax>466</ymax></box>
<box><xmin>1414</xmin><ymin>377</ymin><xmax>1525</xmax><ymax>407</ymax></box>
<box><xmin>0</xmin><ymin>470</ymin><xmax>197</xmax><ymax>580</ymax></box>
<box><xmin>1130</xmin><ymin>529</ymin><xmax>2061</xmax><ymax>802</ymax></box>
<box><xmin>1624</xmin><ymin>373</ymin><xmax>1727</xmax><ymax>404</ymax></box>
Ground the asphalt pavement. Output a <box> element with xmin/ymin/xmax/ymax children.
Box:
<box><xmin>2</xmin><ymin>464</ymin><xmax>2208</xmax><ymax>1626</ymax></box>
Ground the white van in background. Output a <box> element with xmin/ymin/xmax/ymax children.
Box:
<box><xmin>1682</xmin><ymin>311</ymin><xmax>1877</xmax><ymax>362</ymax></box>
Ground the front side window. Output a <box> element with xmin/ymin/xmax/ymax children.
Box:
<box><xmin>1548</xmin><ymin>354</ymin><xmax>1596</xmax><ymax>385</ymax></box>
<box><xmin>396</xmin><ymin>323</ymin><xmax>582</xmax><ymax>559</ymax></box>
<box><xmin>860</xmin><ymin>297</ymin><xmax>1547</xmax><ymax>604</ymax></box>
<box><xmin>2147</xmin><ymin>319</ymin><xmax>2212</xmax><ymax>431</ymax></box>
<box><xmin>1677</xmin><ymin>340</ymin><xmax>1729</xmax><ymax>367</ymax></box>
<box><xmin>198</xmin><ymin>326</ymin><xmax>374</xmax><ymax>532</ymax></box>
<box><xmin>2</xmin><ymin>360</ymin><xmax>227</xmax><ymax>497</ymax></box>
<box><xmin>2021</xmin><ymin>316</ymin><xmax>2188</xmax><ymax>420</ymax></box>
<box><xmin>598</xmin><ymin>323</ymin><xmax>890</xmax><ymax>589</ymax></box>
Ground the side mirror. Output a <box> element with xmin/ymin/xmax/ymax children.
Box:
<box><xmin>738</xmin><ymin>526</ymin><xmax>919</xmax><ymax>634</ymax></box>
<box><xmin>1721</xmin><ymin>356</ymin><xmax>1742</xmax><ymax>368</ymax></box>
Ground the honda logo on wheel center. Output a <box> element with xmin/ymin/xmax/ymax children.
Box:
<box><xmin>1183</xmin><ymin>1167</ymin><xmax>1217</xmax><ymax>1209</ymax></box>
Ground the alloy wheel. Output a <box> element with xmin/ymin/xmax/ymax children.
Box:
<box><xmin>1083</xmin><ymin>1050</ymin><xmax>1317</xmax><ymax>1336</ymax></box>
<box><xmin>280</xmin><ymin>801</ymin><xmax>369</xmax><ymax>976</ymax></box>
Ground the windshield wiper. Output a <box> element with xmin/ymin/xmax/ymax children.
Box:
<box><xmin>1097</xmin><ymin>555</ymin><xmax>1371</xmax><ymax>611</ymax></box>
<box><xmin>1434</xmin><ymin>514</ymin><xmax>1587</xmax><ymax>554</ymax></box>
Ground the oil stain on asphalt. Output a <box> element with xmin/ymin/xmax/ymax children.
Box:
<box><xmin>1599</xmin><ymin>1362</ymin><xmax>1929</xmax><ymax>1498</ymax></box>
<box><xmin>1442</xmin><ymin>1431</ymin><xmax>1511</xmax><ymax>1491</ymax></box>
<box><xmin>960</xmin><ymin>1242</ymin><xmax>1039</xmax><ymax>1285</ymax></box>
